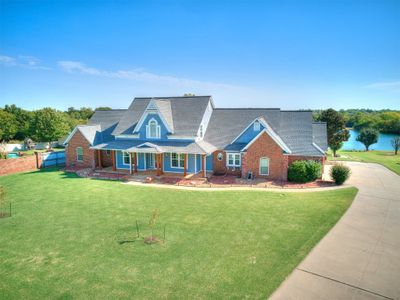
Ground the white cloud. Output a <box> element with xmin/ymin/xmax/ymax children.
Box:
<box><xmin>0</xmin><ymin>55</ymin><xmax>16</xmax><ymax>65</ymax></box>
<box><xmin>57</xmin><ymin>60</ymin><xmax>249</xmax><ymax>91</ymax></box>
<box><xmin>365</xmin><ymin>80</ymin><xmax>400</xmax><ymax>89</ymax></box>
<box><xmin>0</xmin><ymin>54</ymin><xmax>50</xmax><ymax>69</ymax></box>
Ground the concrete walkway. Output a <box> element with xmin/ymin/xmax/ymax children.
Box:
<box><xmin>270</xmin><ymin>162</ymin><xmax>400</xmax><ymax>300</ymax></box>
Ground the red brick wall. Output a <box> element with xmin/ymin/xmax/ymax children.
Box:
<box><xmin>287</xmin><ymin>155</ymin><xmax>325</xmax><ymax>164</ymax></box>
<box><xmin>0</xmin><ymin>155</ymin><xmax>38</xmax><ymax>176</ymax></box>
<box><xmin>288</xmin><ymin>155</ymin><xmax>326</xmax><ymax>177</ymax></box>
<box><xmin>101</xmin><ymin>150</ymin><xmax>112</xmax><ymax>167</ymax></box>
<box><xmin>212</xmin><ymin>151</ymin><xmax>241</xmax><ymax>176</ymax></box>
<box><xmin>241</xmin><ymin>131</ymin><xmax>288</xmax><ymax>180</ymax></box>
<box><xmin>65</xmin><ymin>130</ymin><xmax>96</xmax><ymax>168</ymax></box>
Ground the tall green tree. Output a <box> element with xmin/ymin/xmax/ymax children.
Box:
<box><xmin>4</xmin><ymin>104</ymin><xmax>33</xmax><ymax>140</ymax></box>
<box><xmin>66</xmin><ymin>107</ymin><xmax>94</xmax><ymax>120</ymax></box>
<box><xmin>95</xmin><ymin>106</ymin><xmax>112</xmax><ymax>111</ymax></box>
<box><xmin>31</xmin><ymin>108</ymin><xmax>70</xmax><ymax>147</ymax></box>
<box><xmin>356</xmin><ymin>128</ymin><xmax>379</xmax><ymax>151</ymax></box>
<box><xmin>0</xmin><ymin>110</ymin><xmax>18</xmax><ymax>141</ymax></box>
<box><xmin>316</xmin><ymin>108</ymin><xmax>350</xmax><ymax>157</ymax></box>
<box><xmin>391</xmin><ymin>137</ymin><xmax>400</xmax><ymax>155</ymax></box>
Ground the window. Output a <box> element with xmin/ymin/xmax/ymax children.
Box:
<box><xmin>76</xmin><ymin>147</ymin><xmax>83</xmax><ymax>162</ymax></box>
<box><xmin>146</xmin><ymin>118</ymin><xmax>160</xmax><ymax>138</ymax></box>
<box><xmin>259</xmin><ymin>157</ymin><xmax>269</xmax><ymax>175</ymax></box>
<box><xmin>199</xmin><ymin>125</ymin><xmax>203</xmax><ymax>138</ymax></box>
<box><xmin>123</xmin><ymin>152</ymin><xmax>130</xmax><ymax>165</ymax></box>
<box><xmin>106</xmin><ymin>150</ymin><xmax>111</xmax><ymax>155</ymax></box>
<box><xmin>217</xmin><ymin>152</ymin><xmax>223</xmax><ymax>161</ymax></box>
<box><xmin>171</xmin><ymin>153</ymin><xmax>185</xmax><ymax>168</ymax></box>
<box><xmin>227</xmin><ymin>153</ymin><xmax>241</xmax><ymax>167</ymax></box>
<box><xmin>254</xmin><ymin>120</ymin><xmax>260</xmax><ymax>131</ymax></box>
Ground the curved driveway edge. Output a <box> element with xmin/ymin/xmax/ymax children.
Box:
<box><xmin>269</xmin><ymin>162</ymin><xmax>400</xmax><ymax>300</ymax></box>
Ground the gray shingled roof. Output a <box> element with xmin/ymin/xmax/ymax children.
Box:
<box><xmin>203</xmin><ymin>108</ymin><xmax>325</xmax><ymax>156</ymax></box>
<box><xmin>112</xmin><ymin>96</ymin><xmax>211</xmax><ymax>136</ymax></box>
<box><xmin>88</xmin><ymin>109</ymin><xmax>127</xmax><ymax>142</ymax></box>
<box><xmin>154</xmin><ymin>99</ymin><xmax>174</xmax><ymax>132</ymax></box>
<box><xmin>76</xmin><ymin>125</ymin><xmax>102</xmax><ymax>145</ymax></box>
<box><xmin>203</xmin><ymin>108</ymin><xmax>281</xmax><ymax>149</ymax></box>
<box><xmin>91</xmin><ymin>139</ymin><xmax>210</xmax><ymax>154</ymax></box>
<box><xmin>84</xmin><ymin>97</ymin><xmax>326</xmax><ymax>157</ymax></box>
<box><xmin>312</xmin><ymin>122</ymin><xmax>328</xmax><ymax>151</ymax></box>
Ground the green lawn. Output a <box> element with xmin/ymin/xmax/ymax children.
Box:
<box><xmin>0</xmin><ymin>169</ymin><xmax>357</xmax><ymax>299</ymax></box>
<box><xmin>328</xmin><ymin>150</ymin><xmax>400</xmax><ymax>175</ymax></box>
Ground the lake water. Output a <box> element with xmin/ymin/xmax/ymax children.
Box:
<box><xmin>342</xmin><ymin>130</ymin><xmax>400</xmax><ymax>151</ymax></box>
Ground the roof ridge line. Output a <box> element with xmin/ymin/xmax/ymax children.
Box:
<box><xmin>214</xmin><ymin>108</ymin><xmax>281</xmax><ymax>110</ymax></box>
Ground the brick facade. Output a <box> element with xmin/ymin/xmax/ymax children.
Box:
<box><xmin>212</xmin><ymin>150</ymin><xmax>241</xmax><ymax>176</ymax></box>
<box><xmin>0</xmin><ymin>155</ymin><xmax>38</xmax><ymax>176</ymax></box>
<box><xmin>65</xmin><ymin>130</ymin><xmax>96</xmax><ymax>168</ymax></box>
<box><xmin>228</xmin><ymin>132</ymin><xmax>325</xmax><ymax>181</ymax></box>
<box><xmin>241</xmin><ymin>131</ymin><xmax>288</xmax><ymax>180</ymax></box>
<box><xmin>100</xmin><ymin>150</ymin><xmax>112</xmax><ymax>167</ymax></box>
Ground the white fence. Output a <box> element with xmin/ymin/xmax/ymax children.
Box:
<box><xmin>4</xmin><ymin>141</ymin><xmax>63</xmax><ymax>152</ymax></box>
<box><xmin>5</xmin><ymin>143</ymin><xmax>24</xmax><ymax>152</ymax></box>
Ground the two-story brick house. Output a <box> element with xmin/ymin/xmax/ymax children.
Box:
<box><xmin>64</xmin><ymin>96</ymin><xmax>327</xmax><ymax>180</ymax></box>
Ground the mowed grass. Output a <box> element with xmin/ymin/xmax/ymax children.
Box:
<box><xmin>0</xmin><ymin>169</ymin><xmax>357</xmax><ymax>299</ymax></box>
<box><xmin>329</xmin><ymin>150</ymin><xmax>400</xmax><ymax>175</ymax></box>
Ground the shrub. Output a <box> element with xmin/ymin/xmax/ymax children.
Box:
<box><xmin>330</xmin><ymin>163</ymin><xmax>351</xmax><ymax>185</ymax></box>
<box><xmin>288</xmin><ymin>160</ymin><xmax>322</xmax><ymax>183</ymax></box>
<box><xmin>305</xmin><ymin>160</ymin><xmax>323</xmax><ymax>181</ymax></box>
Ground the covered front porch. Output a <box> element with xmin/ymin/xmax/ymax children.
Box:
<box><xmin>91</xmin><ymin>140</ymin><xmax>212</xmax><ymax>178</ymax></box>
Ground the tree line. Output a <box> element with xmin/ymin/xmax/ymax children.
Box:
<box><xmin>1</xmin><ymin>104</ymin><xmax>399</xmax><ymax>154</ymax></box>
<box><xmin>0</xmin><ymin>105</ymin><xmax>111</xmax><ymax>143</ymax></box>
<box><xmin>314</xmin><ymin>109</ymin><xmax>400</xmax><ymax>134</ymax></box>
<box><xmin>314</xmin><ymin>108</ymin><xmax>400</xmax><ymax>155</ymax></box>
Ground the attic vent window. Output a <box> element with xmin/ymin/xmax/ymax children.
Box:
<box><xmin>146</xmin><ymin>118</ymin><xmax>161</xmax><ymax>139</ymax></box>
<box><xmin>254</xmin><ymin>120</ymin><xmax>260</xmax><ymax>131</ymax></box>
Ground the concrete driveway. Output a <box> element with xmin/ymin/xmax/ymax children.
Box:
<box><xmin>270</xmin><ymin>162</ymin><xmax>400</xmax><ymax>300</ymax></box>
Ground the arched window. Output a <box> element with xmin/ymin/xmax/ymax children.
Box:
<box><xmin>146</xmin><ymin>118</ymin><xmax>160</xmax><ymax>138</ymax></box>
<box><xmin>254</xmin><ymin>120</ymin><xmax>260</xmax><ymax>131</ymax></box>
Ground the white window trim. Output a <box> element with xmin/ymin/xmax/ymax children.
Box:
<box><xmin>254</xmin><ymin>120</ymin><xmax>260</xmax><ymax>131</ymax></box>
<box><xmin>170</xmin><ymin>152</ymin><xmax>185</xmax><ymax>169</ymax></box>
<box><xmin>122</xmin><ymin>151</ymin><xmax>131</xmax><ymax>165</ymax></box>
<box><xmin>76</xmin><ymin>147</ymin><xmax>83</xmax><ymax>162</ymax></box>
<box><xmin>226</xmin><ymin>153</ymin><xmax>241</xmax><ymax>167</ymax></box>
<box><xmin>259</xmin><ymin>157</ymin><xmax>270</xmax><ymax>175</ymax></box>
<box><xmin>217</xmin><ymin>152</ymin><xmax>223</xmax><ymax>161</ymax></box>
<box><xmin>146</xmin><ymin>118</ymin><xmax>161</xmax><ymax>139</ymax></box>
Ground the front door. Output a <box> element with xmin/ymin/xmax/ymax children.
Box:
<box><xmin>146</xmin><ymin>153</ymin><xmax>156</xmax><ymax>169</ymax></box>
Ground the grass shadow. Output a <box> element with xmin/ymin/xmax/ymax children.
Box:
<box><xmin>118</xmin><ymin>240</ymin><xmax>138</xmax><ymax>245</ymax></box>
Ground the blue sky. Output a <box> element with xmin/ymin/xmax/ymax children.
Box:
<box><xmin>0</xmin><ymin>0</ymin><xmax>399</xmax><ymax>110</ymax></box>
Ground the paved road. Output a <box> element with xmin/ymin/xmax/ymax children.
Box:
<box><xmin>270</xmin><ymin>162</ymin><xmax>400</xmax><ymax>300</ymax></box>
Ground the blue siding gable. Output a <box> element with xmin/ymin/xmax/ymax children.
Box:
<box><xmin>137</xmin><ymin>113</ymin><xmax>169</xmax><ymax>140</ymax></box>
<box><xmin>234</xmin><ymin>121</ymin><xmax>265</xmax><ymax>144</ymax></box>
